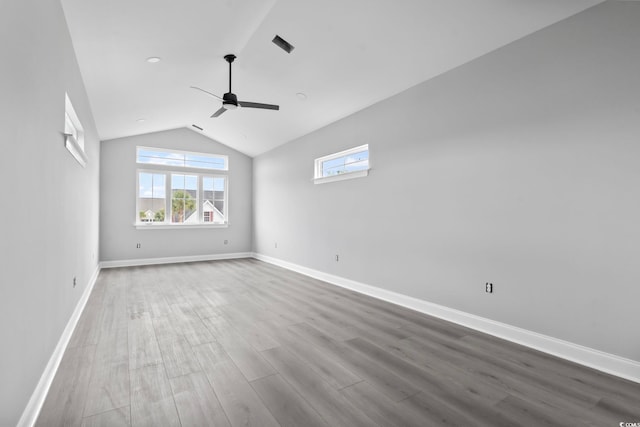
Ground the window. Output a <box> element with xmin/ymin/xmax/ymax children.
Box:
<box><xmin>170</xmin><ymin>174</ymin><xmax>198</xmax><ymax>223</ymax></box>
<box><xmin>64</xmin><ymin>93</ymin><xmax>87</xmax><ymax>167</ymax></box>
<box><xmin>137</xmin><ymin>173</ymin><xmax>166</xmax><ymax>223</ymax></box>
<box><xmin>314</xmin><ymin>144</ymin><xmax>369</xmax><ymax>184</ymax></box>
<box><xmin>203</xmin><ymin>176</ymin><xmax>226</xmax><ymax>223</ymax></box>
<box><xmin>137</xmin><ymin>147</ymin><xmax>227</xmax><ymax>170</ymax></box>
<box><xmin>136</xmin><ymin>147</ymin><xmax>228</xmax><ymax>228</ymax></box>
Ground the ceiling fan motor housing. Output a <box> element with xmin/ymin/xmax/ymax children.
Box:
<box><xmin>222</xmin><ymin>92</ymin><xmax>238</xmax><ymax>109</ymax></box>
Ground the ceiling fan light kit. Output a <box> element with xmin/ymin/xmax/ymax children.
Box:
<box><xmin>192</xmin><ymin>54</ymin><xmax>279</xmax><ymax>118</ymax></box>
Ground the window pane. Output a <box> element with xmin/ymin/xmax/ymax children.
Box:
<box><xmin>202</xmin><ymin>198</ymin><xmax>214</xmax><ymax>222</ymax></box>
<box><xmin>138</xmin><ymin>149</ymin><xmax>185</xmax><ymax>167</ymax></box>
<box><xmin>139</xmin><ymin>173</ymin><xmax>153</xmax><ymax>197</ymax></box>
<box><xmin>321</xmin><ymin>150</ymin><xmax>369</xmax><ymax>177</ymax></box>
<box><xmin>208</xmin><ymin>201</ymin><xmax>224</xmax><ymax>224</ymax></box>
<box><xmin>322</xmin><ymin>157</ymin><xmax>345</xmax><ymax>176</ymax></box>
<box><xmin>213</xmin><ymin>176</ymin><xmax>226</xmax><ymax>224</ymax></box>
<box><xmin>185</xmin><ymin>154</ymin><xmax>226</xmax><ymax>170</ymax></box>
<box><xmin>344</xmin><ymin>150</ymin><xmax>369</xmax><ymax>172</ymax></box>
<box><xmin>171</xmin><ymin>199</ymin><xmax>184</xmax><ymax>223</ymax></box>
<box><xmin>213</xmin><ymin>177</ymin><xmax>225</xmax><ymax>191</ymax></box>
<box><xmin>138</xmin><ymin>172</ymin><xmax>166</xmax><ymax>222</ymax></box>
<box><xmin>153</xmin><ymin>174</ymin><xmax>166</xmax><ymax>198</ymax></box>
<box><xmin>202</xmin><ymin>176</ymin><xmax>213</xmax><ymax>223</ymax></box>
<box><xmin>172</xmin><ymin>174</ymin><xmax>185</xmax><ymax>194</ymax></box>
<box><xmin>202</xmin><ymin>176</ymin><xmax>225</xmax><ymax>223</ymax></box>
<box><xmin>171</xmin><ymin>174</ymin><xmax>197</xmax><ymax>223</ymax></box>
<box><xmin>151</xmin><ymin>199</ymin><xmax>165</xmax><ymax>222</ymax></box>
<box><xmin>203</xmin><ymin>177</ymin><xmax>214</xmax><ymax>190</ymax></box>
<box><xmin>185</xmin><ymin>174</ymin><xmax>198</xmax><ymax>191</ymax></box>
<box><xmin>203</xmin><ymin>177</ymin><xmax>213</xmax><ymax>196</ymax></box>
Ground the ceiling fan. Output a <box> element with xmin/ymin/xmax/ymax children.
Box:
<box><xmin>191</xmin><ymin>54</ymin><xmax>279</xmax><ymax>118</ymax></box>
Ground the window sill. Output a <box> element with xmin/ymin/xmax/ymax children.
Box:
<box><xmin>135</xmin><ymin>223</ymin><xmax>228</xmax><ymax>230</ymax></box>
<box><xmin>313</xmin><ymin>169</ymin><xmax>369</xmax><ymax>185</ymax></box>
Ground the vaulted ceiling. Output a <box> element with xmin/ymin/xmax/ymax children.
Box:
<box><xmin>61</xmin><ymin>0</ymin><xmax>602</xmax><ymax>156</ymax></box>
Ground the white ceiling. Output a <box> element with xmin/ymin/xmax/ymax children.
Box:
<box><xmin>61</xmin><ymin>0</ymin><xmax>602</xmax><ymax>157</ymax></box>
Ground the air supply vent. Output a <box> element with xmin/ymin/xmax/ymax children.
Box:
<box><xmin>191</xmin><ymin>124</ymin><xmax>203</xmax><ymax>131</ymax></box>
<box><xmin>272</xmin><ymin>35</ymin><xmax>295</xmax><ymax>54</ymax></box>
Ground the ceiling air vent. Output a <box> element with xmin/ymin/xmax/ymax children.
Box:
<box><xmin>272</xmin><ymin>35</ymin><xmax>295</xmax><ymax>54</ymax></box>
<box><xmin>191</xmin><ymin>124</ymin><xmax>203</xmax><ymax>131</ymax></box>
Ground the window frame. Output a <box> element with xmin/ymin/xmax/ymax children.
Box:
<box><xmin>64</xmin><ymin>93</ymin><xmax>87</xmax><ymax>167</ymax></box>
<box><xmin>135</xmin><ymin>168</ymin><xmax>229</xmax><ymax>230</ymax></box>
<box><xmin>313</xmin><ymin>144</ymin><xmax>370</xmax><ymax>184</ymax></box>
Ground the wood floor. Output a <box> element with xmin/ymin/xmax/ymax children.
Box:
<box><xmin>37</xmin><ymin>259</ymin><xmax>640</xmax><ymax>426</ymax></box>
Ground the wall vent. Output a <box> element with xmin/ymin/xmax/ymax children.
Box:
<box><xmin>272</xmin><ymin>35</ymin><xmax>295</xmax><ymax>54</ymax></box>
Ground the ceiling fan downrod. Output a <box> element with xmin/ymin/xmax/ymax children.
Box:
<box><xmin>224</xmin><ymin>54</ymin><xmax>236</xmax><ymax>93</ymax></box>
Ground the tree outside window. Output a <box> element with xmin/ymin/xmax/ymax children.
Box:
<box><xmin>171</xmin><ymin>190</ymin><xmax>196</xmax><ymax>222</ymax></box>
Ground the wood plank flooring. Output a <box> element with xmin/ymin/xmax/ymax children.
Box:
<box><xmin>36</xmin><ymin>259</ymin><xmax>640</xmax><ymax>426</ymax></box>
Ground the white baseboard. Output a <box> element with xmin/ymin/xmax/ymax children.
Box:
<box><xmin>100</xmin><ymin>252</ymin><xmax>253</xmax><ymax>269</ymax></box>
<box><xmin>17</xmin><ymin>264</ymin><xmax>102</xmax><ymax>427</ymax></box>
<box><xmin>253</xmin><ymin>252</ymin><xmax>640</xmax><ymax>384</ymax></box>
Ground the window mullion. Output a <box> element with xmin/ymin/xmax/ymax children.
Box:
<box><xmin>224</xmin><ymin>176</ymin><xmax>229</xmax><ymax>224</ymax></box>
<box><xmin>165</xmin><ymin>172</ymin><xmax>171</xmax><ymax>224</ymax></box>
<box><xmin>198</xmin><ymin>174</ymin><xmax>203</xmax><ymax>223</ymax></box>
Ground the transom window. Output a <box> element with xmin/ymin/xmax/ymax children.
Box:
<box><xmin>137</xmin><ymin>147</ymin><xmax>227</xmax><ymax>171</ymax></box>
<box><xmin>314</xmin><ymin>144</ymin><xmax>369</xmax><ymax>184</ymax></box>
<box><xmin>136</xmin><ymin>146</ymin><xmax>228</xmax><ymax>227</ymax></box>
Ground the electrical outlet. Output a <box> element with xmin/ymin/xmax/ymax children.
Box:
<box><xmin>224</xmin><ymin>239</ymin><xmax>228</xmax><ymax>245</ymax></box>
<box><xmin>485</xmin><ymin>282</ymin><xmax>493</xmax><ymax>293</ymax></box>
<box><xmin>136</xmin><ymin>243</ymin><xmax>141</xmax><ymax>249</ymax></box>
<box><xmin>274</xmin><ymin>242</ymin><xmax>278</xmax><ymax>249</ymax></box>
<box><xmin>335</xmin><ymin>254</ymin><xmax>339</xmax><ymax>262</ymax></box>
<box><xmin>73</xmin><ymin>276</ymin><xmax>77</xmax><ymax>288</ymax></box>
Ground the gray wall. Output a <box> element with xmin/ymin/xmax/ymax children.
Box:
<box><xmin>0</xmin><ymin>0</ymin><xmax>101</xmax><ymax>424</ymax></box>
<box><xmin>100</xmin><ymin>128</ymin><xmax>253</xmax><ymax>262</ymax></box>
<box><xmin>253</xmin><ymin>1</ymin><xmax>640</xmax><ymax>362</ymax></box>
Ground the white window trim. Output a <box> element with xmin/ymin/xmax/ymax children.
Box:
<box><xmin>313</xmin><ymin>144</ymin><xmax>369</xmax><ymax>184</ymax></box>
<box><xmin>135</xmin><ymin>223</ymin><xmax>229</xmax><ymax>230</ymax></box>
<box><xmin>64</xmin><ymin>93</ymin><xmax>87</xmax><ymax>167</ymax></box>
<box><xmin>313</xmin><ymin>169</ymin><xmax>369</xmax><ymax>185</ymax></box>
<box><xmin>136</xmin><ymin>146</ymin><xmax>228</xmax><ymax>171</ymax></box>
<box><xmin>135</xmin><ymin>168</ymin><xmax>229</xmax><ymax>228</ymax></box>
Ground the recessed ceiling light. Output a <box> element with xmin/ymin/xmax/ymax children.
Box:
<box><xmin>296</xmin><ymin>92</ymin><xmax>307</xmax><ymax>101</ymax></box>
<box><xmin>136</xmin><ymin>118</ymin><xmax>145</xmax><ymax>123</ymax></box>
<box><xmin>146</xmin><ymin>57</ymin><xmax>161</xmax><ymax>63</ymax></box>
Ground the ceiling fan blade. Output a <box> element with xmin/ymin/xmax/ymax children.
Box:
<box><xmin>190</xmin><ymin>86</ymin><xmax>223</xmax><ymax>101</ymax></box>
<box><xmin>211</xmin><ymin>107</ymin><xmax>227</xmax><ymax>118</ymax></box>
<box><xmin>238</xmin><ymin>101</ymin><xmax>279</xmax><ymax>111</ymax></box>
